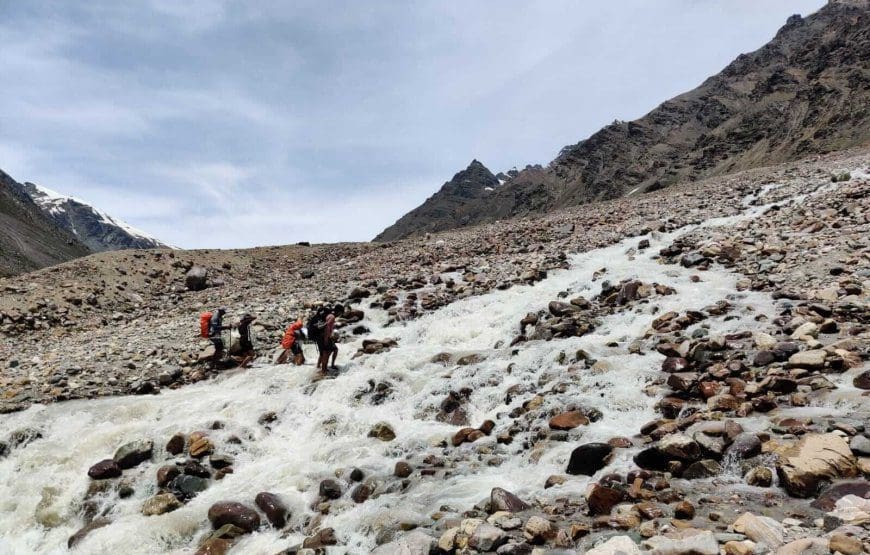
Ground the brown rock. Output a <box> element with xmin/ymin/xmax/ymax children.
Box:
<box><xmin>88</xmin><ymin>459</ymin><xmax>121</xmax><ymax>480</ymax></box>
<box><xmin>549</xmin><ymin>411</ymin><xmax>589</xmax><ymax>430</ymax></box>
<box><xmin>775</xmin><ymin>433</ymin><xmax>858</xmax><ymax>497</ymax></box>
<box><xmin>68</xmin><ymin>517</ymin><xmax>111</xmax><ymax>548</ymax></box>
<box><xmin>829</xmin><ymin>533</ymin><xmax>863</xmax><ymax>555</ymax></box>
<box><xmin>156</xmin><ymin>465</ymin><xmax>180</xmax><ymax>488</ymax></box>
<box><xmin>587</xmin><ymin>484</ymin><xmax>623</xmax><ymax>515</ymax></box>
<box><xmin>394</xmin><ymin>461</ymin><xmax>413</xmax><ymax>478</ymax></box>
<box><xmin>673</xmin><ymin>500</ymin><xmax>695</xmax><ymax>520</ymax></box>
<box><xmin>189</xmin><ymin>436</ymin><xmax>214</xmax><ymax>458</ymax></box>
<box><xmin>255</xmin><ymin>492</ymin><xmax>288</xmax><ymax>528</ymax></box>
<box><xmin>207</xmin><ymin>502</ymin><xmax>261</xmax><ymax>534</ymax></box>
<box><xmin>491</xmin><ymin>487</ymin><xmax>531</xmax><ymax>512</ymax></box>
<box><xmin>303</xmin><ymin>528</ymin><xmax>337</xmax><ymax>549</ymax></box>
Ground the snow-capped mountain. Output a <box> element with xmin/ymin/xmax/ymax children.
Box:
<box><xmin>19</xmin><ymin>182</ymin><xmax>170</xmax><ymax>252</ymax></box>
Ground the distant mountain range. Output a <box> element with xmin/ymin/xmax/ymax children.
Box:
<box><xmin>0</xmin><ymin>169</ymin><xmax>169</xmax><ymax>277</ymax></box>
<box><xmin>377</xmin><ymin>0</ymin><xmax>870</xmax><ymax>241</ymax></box>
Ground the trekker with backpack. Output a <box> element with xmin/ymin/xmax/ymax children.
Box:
<box><xmin>234</xmin><ymin>313</ymin><xmax>257</xmax><ymax>368</ymax></box>
<box><xmin>308</xmin><ymin>304</ymin><xmax>344</xmax><ymax>374</ymax></box>
<box><xmin>200</xmin><ymin>307</ymin><xmax>230</xmax><ymax>368</ymax></box>
<box><xmin>277</xmin><ymin>318</ymin><xmax>305</xmax><ymax>365</ymax></box>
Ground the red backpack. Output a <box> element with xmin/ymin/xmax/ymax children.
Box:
<box><xmin>199</xmin><ymin>311</ymin><xmax>213</xmax><ymax>338</ymax></box>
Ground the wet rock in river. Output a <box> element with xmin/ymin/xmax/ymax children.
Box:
<box><xmin>170</xmin><ymin>474</ymin><xmax>209</xmax><ymax>498</ymax></box>
<box><xmin>142</xmin><ymin>493</ymin><xmax>182</xmax><ymax>516</ymax></box>
<box><xmin>726</xmin><ymin>432</ymin><xmax>762</xmax><ymax>459</ymax></box>
<box><xmin>68</xmin><ymin>517</ymin><xmax>111</xmax><ymax>548</ymax></box>
<box><xmin>113</xmin><ymin>439</ymin><xmax>153</xmax><ymax>469</ymax></box>
<box><xmin>166</xmin><ymin>433</ymin><xmax>185</xmax><ymax>455</ymax></box>
<box><xmin>683</xmin><ymin>459</ymin><xmax>722</xmax><ymax>479</ymax></box>
<box><xmin>207</xmin><ymin>501</ymin><xmax>261</xmax><ymax>534</ymax></box>
<box><xmin>302</xmin><ymin>527</ymin><xmax>337</xmax><ymax>548</ymax></box>
<box><xmin>566</xmin><ymin>442</ymin><xmax>613</xmax><ymax>476</ymax></box>
<box><xmin>319</xmin><ymin>479</ymin><xmax>342</xmax><ymax>500</ymax></box>
<box><xmin>394</xmin><ymin>461</ymin><xmax>412</xmax><ymax>478</ymax></box>
<box><xmin>189</xmin><ymin>434</ymin><xmax>214</xmax><ymax>458</ymax></box>
<box><xmin>368</xmin><ymin>422</ymin><xmax>396</xmax><ymax>441</ymax></box>
<box><xmin>156</xmin><ymin>465</ymin><xmax>180</xmax><ymax>487</ymax></box>
<box><xmin>548</xmin><ymin>410</ymin><xmax>589</xmax><ymax>431</ymax></box>
<box><xmin>255</xmin><ymin>492</ymin><xmax>288</xmax><ymax>528</ymax></box>
<box><xmin>88</xmin><ymin>459</ymin><xmax>122</xmax><ymax>480</ymax></box>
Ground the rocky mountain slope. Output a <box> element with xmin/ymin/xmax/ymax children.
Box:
<box><xmin>0</xmin><ymin>169</ymin><xmax>90</xmax><ymax>277</ymax></box>
<box><xmin>17</xmin><ymin>181</ymin><xmax>170</xmax><ymax>252</ymax></box>
<box><xmin>0</xmin><ymin>169</ymin><xmax>170</xmax><ymax>276</ymax></box>
<box><xmin>375</xmin><ymin>160</ymin><xmax>500</xmax><ymax>242</ymax></box>
<box><xmin>378</xmin><ymin>0</ymin><xmax>870</xmax><ymax>241</ymax></box>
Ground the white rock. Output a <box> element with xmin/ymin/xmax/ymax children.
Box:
<box><xmin>754</xmin><ymin>332</ymin><xmax>777</xmax><ymax>350</ymax></box>
<box><xmin>791</xmin><ymin>322</ymin><xmax>818</xmax><ymax>339</ymax></box>
<box><xmin>642</xmin><ymin>530</ymin><xmax>718</xmax><ymax>555</ymax></box>
<box><xmin>371</xmin><ymin>530</ymin><xmax>436</xmax><ymax>555</ymax></box>
<box><xmin>786</xmin><ymin>349</ymin><xmax>826</xmax><ymax>369</ymax></box>
<box><xmin>586</xmin><ymin>535</ymin><xmax>642</xmax><ymax>555</ymax></box>
<box><xmin>733</xmin><ymin>512</ymin><xmax>784</xmax><ymax>549</ymax></box>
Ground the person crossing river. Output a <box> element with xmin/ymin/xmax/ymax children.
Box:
<box><xmin>277</xmin><ymin>317</ymin><xmax>306</xmax><ymax>365</ymax></box>
<box><xmin>308</xmin><ymin>303</ymin><xmax>344</xmax><ymax>374</ymax></box>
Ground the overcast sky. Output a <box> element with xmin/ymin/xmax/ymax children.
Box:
<box><xmin>1</xmin><ymin>0</ymin><xmax>824</xmax><ymax>249</ymax></box>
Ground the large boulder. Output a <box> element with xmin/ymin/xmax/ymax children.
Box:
<box><xmin>185</xmin><ymin>266</ymin><xmax>209</xmax><ymax>291</ymax></box>
<box><xmin>566</xmin><ymin>443</ymin><xmax>613</xmax><ymax>476</ymax></box>
<box><xmin>207</xmin><ymin>501</ymin><xmax>261</xmax><ymax>534</ymax></box>
<box><xmin>775</xmin><ymin>433</ymin><xmax>858</xmax><ymax>497</ymax></box>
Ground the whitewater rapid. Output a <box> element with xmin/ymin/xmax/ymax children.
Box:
<box><xmin>0</xmin><ymin>185</ymin><xmax>859</xmax><ymax>554</ymax></box>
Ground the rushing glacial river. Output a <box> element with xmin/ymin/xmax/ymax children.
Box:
<box><xmin>0</xmin><ymin>188</ymin><xmax>861</xmax><ymax>554</ymax></box>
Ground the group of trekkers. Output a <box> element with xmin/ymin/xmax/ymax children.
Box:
<box><xmin>198</xmin><ymin>304</ymin><xmax>345</xmax><ymax>374</ymax></box>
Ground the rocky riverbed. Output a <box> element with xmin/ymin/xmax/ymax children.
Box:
<box><xmin>0</xmin><ymin>149</ymin><xmax>868</xmax><ymax>554</ymax></box>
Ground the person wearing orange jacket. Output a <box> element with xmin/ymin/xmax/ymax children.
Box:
<box><xmin>277</xmin><ymin>318</ymin><xmax>305</xmax><ymax>365</ymax></box>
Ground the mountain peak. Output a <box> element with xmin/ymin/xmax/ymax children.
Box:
<box><xmin>376</xmin><ymin>1</ymin><xmax>870</xmax><ymax>241</ymax></box>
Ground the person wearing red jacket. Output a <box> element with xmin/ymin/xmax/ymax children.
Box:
<box><xmin>277</xmin><ymin>318</ymin><xmax>305</xmax><ymax>365</ymax></box>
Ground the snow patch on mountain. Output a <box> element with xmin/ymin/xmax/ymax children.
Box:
<box><xmin>23</xmin><ymin>183</ymin><xmax>172</xmax><ymax>252</ymax></box>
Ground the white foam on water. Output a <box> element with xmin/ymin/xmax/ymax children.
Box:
<box><xmin>0</xmin><ymin>193</ymin><xmax>862</xmax><ymax>554</ymax></box>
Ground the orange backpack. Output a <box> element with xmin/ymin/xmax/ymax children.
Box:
<box><xmin>199</xmin><ymin>311</ymin><xmax>213</xmax><ymax>338</ymax></box>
